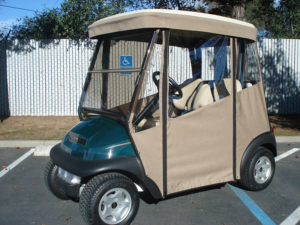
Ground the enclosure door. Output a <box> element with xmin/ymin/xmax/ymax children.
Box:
<box><xmin>166</xmin><ymin>96</ymin><xmax>234</xmax><ymax>194</ymax></box>
<box><xmin>130</xmin><ymin>30</ymin><xmax>165</xmax><ymax>195</ymax></box>
<box><xmin>165</xmin><ymin>33</ymin><xmax>235</xmax><ymax>195</ymax></box>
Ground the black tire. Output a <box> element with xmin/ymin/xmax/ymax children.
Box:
<box><xmin>79</xmin><ymin>173</ymin><xmax>139</xmax><ymax>225</ymax></box>
<box><xmin>239</xmin><ymin>147</ymin><xmax>275</xmax><ymax>191</ymax></box>
<box><xmin>44</xmin><ymin>159</ymin><xmax>69</xmax><ymax>200</ymax></box>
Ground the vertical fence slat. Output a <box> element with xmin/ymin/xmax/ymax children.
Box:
<box><xmin>290</xmin><ymin>39</ymin><xmax>294</xmax><ymax>114</ymax></box>
<box><xmin>270</xmin><ymin>39</ymin><xmax>274</xmax><ymax>114</ymax></box>
<box><xmin>274</xmin><ymin>39</ymin><xmax>278</xmax><ymax>114</ymax></box>
<box><xmin>296</xmin><ymin>39</ymin><xmax>298</xmax><ymax>114</ymax></box>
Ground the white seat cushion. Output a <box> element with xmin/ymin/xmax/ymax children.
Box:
<box><xmin>137</xmin><ymin>117</ymin><xmax>160</xmax><ymax>130</ymax></box>
<box><xmin>187</xmin><ymin>84</ymin><xmax>213</xmax><ymax>110</ymax></box>
<box><xmin>173</xmin><ymin>79</ymin><xmax>203</xmax><ymax>110</ymax></box>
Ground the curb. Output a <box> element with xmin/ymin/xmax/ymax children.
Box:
<box><xmin>0</xmin><ymin>140</ymin><xmax>60</xmax><ymax>156</ymax></box>
<box><xmin>0</xmin><ymin>140</ymin><xmax>61</xmax><ymax>148</ymax></box>
<box><xmin>275</xmin><ymin>136</ymin><xmax>300</xmax><ymax>143</ymax></box>
<box><xmin>34</xmin><ymin>145</ymin><xmax>53</xmax><ymax>156</ymax></box>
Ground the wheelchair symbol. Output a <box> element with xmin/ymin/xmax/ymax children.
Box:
<box><xmin>120</xmin><ymin>56</ymin><xmax>132</xmax><ymax>74</ymax></box>
<box><xmin>122</xmin><ymin>57</ymin><xmax>130</xmax><ymax>66</ymax></box>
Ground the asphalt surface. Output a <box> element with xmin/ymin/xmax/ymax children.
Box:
<box><xmin>0</xmin><ymin>143</ymin><xmax>299</xmax><ymax>225</ymax></box>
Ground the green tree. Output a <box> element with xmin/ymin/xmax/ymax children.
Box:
<box><xmin>11</xmin><ymin>9</ymin><xmax>61</xmax><ymax>39</ymax></box>
<box><xmin>55</xmin><ymin>0</ymin><xmax>128</xmax><ymax>39</ymax></box>
<box><xmin>0</xmin><ymin>0</ymin><xmax>9</xmax><ymax>40</ymax></box>
<box><xmin>203</xmin><ymin>0</ymin><xmax>256</xmax><ymax>21</ymax></box>
<box><xmin>246</xmin><ymin>0</ymin><xmax>299</xmax><ymax>38</ymax></box>
<box><xmin>0</xmin><ymin>24</ymin><xmax>10</xmax><ymax>40</ymax></box>
<box><xmin>10</xmin><ymin>0</ymin><xmax>127</xmax><ymax>39</ymax></box>
<box><xmin>246</xmin><ymin>0</ymin><xmax>275</xmax><ymax>36</ymax></box>
<box><xmin>130</xmin><ymin>0</ymin><xmax>262</xmax><ymax>21</ymax></box>
<box><xmin>268</xmin><ymin>0</ymin><xmax>300</xmax><ymax>38</ymax></box>
<box><xmin>129</xmin><ymin>0</ymin><xmax>206</xmax><ymax>12</ymax></box>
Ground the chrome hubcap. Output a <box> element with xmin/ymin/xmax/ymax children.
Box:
<box><xmin>254</xmin><ymin>156</ymin><xmax>272</xmax><ymax>184</ymax></box>
<box><xmin>99</xmin><ymin>188</ymin><xmax>132</xmax><ymax>224</ymax></box>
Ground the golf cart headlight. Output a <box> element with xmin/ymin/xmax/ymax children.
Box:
<box><xmin>58</xmin><ymin>167</ymin><xmax>81</xmax><ymax>185</ymax></box>
<box><xmin>68</xmin><ymin>132</ymin><xmax>87</xmax><ymax>147</ymax></box>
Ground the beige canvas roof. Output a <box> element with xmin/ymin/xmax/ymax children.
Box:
<box><xmin>88</xmin><ymin>9</ymin><xmax>257</xmax><ymax>41</ymax></box>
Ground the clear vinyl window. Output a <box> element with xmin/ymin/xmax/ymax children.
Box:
<box><xmin>82</xmin><ymin>72</ymin><xmax>140</xmax><ymax>109</ymax></box>
<box><xmin>81</xmin><ymin>31</ymin><xmax>154</xmax><ymax>110</ymax></box>
<box><xmin>132</xmin><ymin>31</ymin><xmax>163</xmax><ymax>132</ymax></box>
<box><xmin>237</xmin><ymin>39</ymin><xmax>261</xmax><ymax>89</ymax></box>
<box><xmin>167</xmin><ymin>30</ymin><xmax>232</xmax><ymax>117</ymax></box>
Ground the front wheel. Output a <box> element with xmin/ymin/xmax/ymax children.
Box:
<box><xmin>79</xmin><ymin>173</ymin><xmax>139</xmax><ymax>225</ymax></box>
<box><xmin>239</xmin><ymin>147</ymin><xmax>275</xmax><ymax>191</ymax></box>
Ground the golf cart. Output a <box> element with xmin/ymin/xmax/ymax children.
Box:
<box><xmin>44</xmin><ymin>9</ymin><xmax>277</xmax><ymax>225</ymax></box>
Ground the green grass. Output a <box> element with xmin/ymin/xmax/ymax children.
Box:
<box><xmin>0</xmin><ymin>115</ymin><xmax>299</xmax><ymax>140</ymax></box>
<box><xmin>274</xmin><ymin>131</ymin><xmax>300</xmax><ymax>136</ymax></box>
<box><xmin>0</xmin><ymin>127</ymin><xmax>69</xmax><ymax>140</ymax></box>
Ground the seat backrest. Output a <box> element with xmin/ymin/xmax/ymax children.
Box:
<box><xmin>186</xmin><ymin>83</ymin><xmax>214</xmax><ymax>110</ymax></box>
<box><xmin>217</xmin><ymin>78</ymin><xmax>242</xmax><ymax>98</ymax></box>
<box><xmin>173</xmin><ymin>78</ymin><xmax>203</xmax><ymax>110</ymax></box>
<box><xmin>184</xmin><ymin>78</ymin><xmax>243</xmax><ymax>111</ymax></box>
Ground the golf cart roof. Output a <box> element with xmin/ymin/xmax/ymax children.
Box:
<box><xmin>88</xmin><ymin>9</ymin><xmax>257</xmax><ymax>41</ymax></box>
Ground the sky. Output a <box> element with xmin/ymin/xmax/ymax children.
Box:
<box><xmin>0</xmin><ymin>0</ymin><xmax>65</xmax><ymax>27</ymax></box>
<box><xmin>0</xmin><ymin>0</ymin><xmax>281</xmax><ymax>28</ymax></box>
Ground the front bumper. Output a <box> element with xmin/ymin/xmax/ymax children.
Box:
<box><xmin>50</xmin><ymin>143</ymin><xmax>163</xmax><ymax>199</ymax></box>
<box><xmin>50</xmin><ymin>143</ymin><xmax>144</xmax><ymax>178</ymax></box>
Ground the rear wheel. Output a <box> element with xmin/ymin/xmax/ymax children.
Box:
<box><xmin>239</xmin><ymin>147</ymin><xmax>275</xmax><ymax>191</ymax></box>
<box><xmin>79</xmin><ymin>172</ymin><xmax>139</xmax><ymax>225</ymax></box>
<box><xmin>44</xmin><ymin>159</ymin><xmax>69</xmax><ymax>200</ymax></box>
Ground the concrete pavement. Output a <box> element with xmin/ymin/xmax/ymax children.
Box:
<box><xmin>0</xmin><ymin>144</ymin><xmax>299</xmax><ymax>224</ymax></box>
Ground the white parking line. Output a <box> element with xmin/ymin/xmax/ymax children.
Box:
<box><xmin>275</xmin><ymin>148</ymin><xmax>300</xmax><ymax>162</ymax></box>
<box><xmin>230</xmin><ymin>147</ymin><xmax>300</xmax><ymax>225</ymax></box>
<box><xmin>280</xmin><ymin>206</ymin><xmax>300</xmax><ymax>225</ymax></box>
<box><xmin>275</xmin><ymin>148</ymin><xmax>300</xmax><ymax>225</ymax></box>
<box><xmin>0</xmin><ymin>148</ymin><xmax>35</xmax><ymax>178</ymax></box>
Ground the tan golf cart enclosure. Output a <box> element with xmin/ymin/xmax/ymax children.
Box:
<box><xmin>82</xmin><ymin>9</ymin><xmax>276</xmax><ymax>197</ymax></box>
<box><xmin>45</xmin><ymin>9</ymin><xmax>277</xmax><ymax>225</ymax></box>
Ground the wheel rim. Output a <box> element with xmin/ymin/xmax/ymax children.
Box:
<box><xmin>254</xmin><ymin>156</ymin><xmax>272</xmax><ymax>184</ymax></box>
<box><xmin>98</xmin><ymin>187</ymin><xmax>132</xmax><ymax>224</ymax></box>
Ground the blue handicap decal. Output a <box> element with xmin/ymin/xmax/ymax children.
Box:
<box><xmin>120</xmin><ymin>55</ymin><xmax>132</xmax><ymax>75</ymax></box>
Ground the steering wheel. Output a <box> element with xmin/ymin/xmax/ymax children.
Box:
<box><xmin>152</xmin><ymin>72</ymin><xmax>183</xmax><ymax>98</ymax></box>
<box><xmin>132</xmin><ymin>72</ymin><xmax>183</xmax><ymax>126</ymax></box>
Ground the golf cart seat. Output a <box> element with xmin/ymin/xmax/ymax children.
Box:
<box><xmin>186</xmin><ymin>78</ymin><xmax>242</xmax><ymax>111</ymax></box>
<box><xmin>137</xmin><ymin>78</ymin><xmax>205</xmax><ymax>130</ymax></box>
<box><xmin>173</xmin><ymin>78</ymin><xmax>203</xmax><ymax>110</ymax></box>
<box><xmin>137</xmin><ymin>117</ymin><xmax>160</xmax><ymax>131</ymax></box>
<box><xmin>217</xmin><ymin>78</ymin><xmax>242</xmax><ymax>99</ymax></box>
<box><xmin>186</xmin><ymin>82</ymin><xmax>217</xmax><ymax>110</ymax></box>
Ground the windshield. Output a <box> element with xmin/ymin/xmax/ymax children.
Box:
<box><xmin>79</xmin><ymin>30</ymin><xmax>156</xmax><ymax>118</ymax></box>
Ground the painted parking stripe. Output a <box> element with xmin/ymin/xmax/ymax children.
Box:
<box><xmin>228</xmin><ymin>148</ymin><xmax>300</xmax><ymax>225</ymax></box>
<box><xmin>280</xmin><ymin>206</ymin><xmax>300</xmax><ymax>225</ymax></box>
<box><xmin>275</xmin><ymin>148</ymin><xmax>300</xmax><ymax>162</ymax></box>
<box><xmin>228</xmin><ymin>184</ymin><xmax>276</xmax><ymax>225</ymax></box>
<box><xmin>276</xmin><ymin>148</ymin><xmax>300</xmax><ymax>225</ymax></box>
<box><xmin>0</xmin><ymin>148</ymin><xmax>35</xmax><ymax>178</ymax></box>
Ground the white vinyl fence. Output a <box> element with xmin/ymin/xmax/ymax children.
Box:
<box><xmin>0</xmin><ymin>39</ymin><xmax>96</xmax><ymax>116</ymax></box>
<box><xmin>257</xmin><ymin>39</ymin><xmax>300</xmax><ymax>114</ymax></box>
<box><xmin>0</xmin><ymin>39</ymin><xmax>299</xmax><ymax>116</ymax></box>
